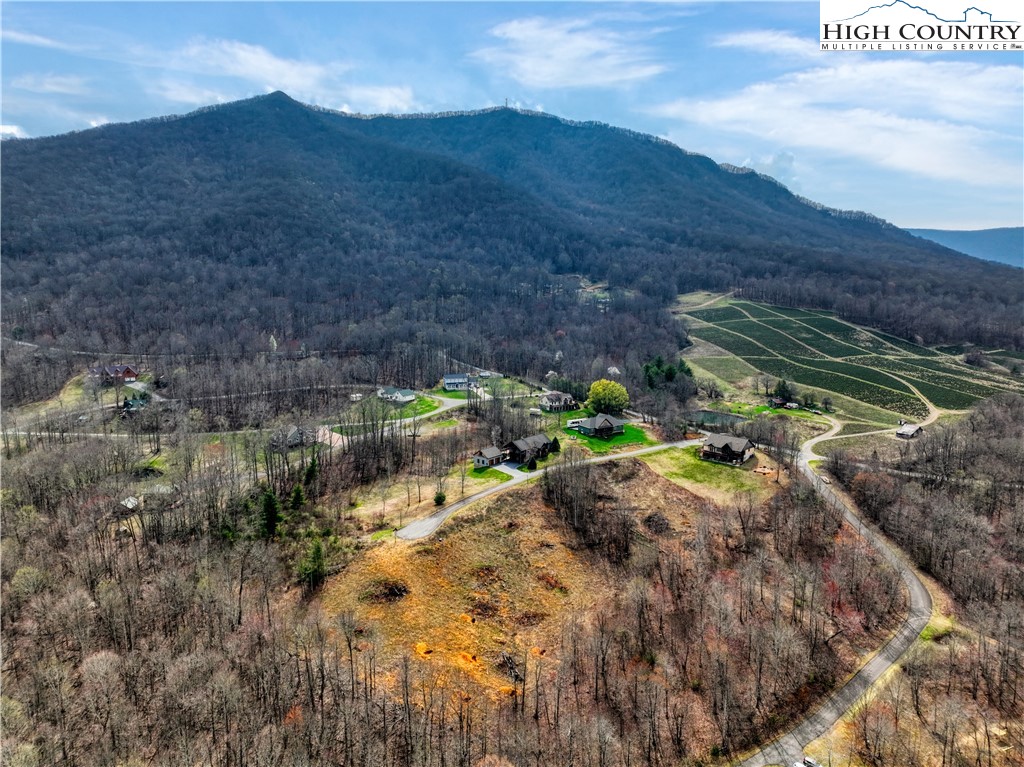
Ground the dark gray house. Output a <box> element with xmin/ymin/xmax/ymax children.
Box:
<box><xmin>576</xmin><ymin>414</ymin><xmax>627</xmax><ymax>439</ymax></box>
<box><xmin>701</xmin><ymin>433</ymin><xmax>755</xmax><ymax>464</ymax></box>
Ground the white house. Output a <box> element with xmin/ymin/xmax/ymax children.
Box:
<box><xmin>473</xmin><ymin>446</ymin><xmax>506</xmax><ymax>468</ymax></box>
<box><xmin>378</xmin><ymin>386</ymin><xmax>416</xmax><ymax>405</ymax></box>
<box><xmin>442</xmin><ymin>373</ymin><xmax>479</xmax><ymax>391</ymax></box>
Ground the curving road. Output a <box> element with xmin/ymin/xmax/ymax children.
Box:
<box><xmin>395</xmin><ymin>438</ymin><xmax>702</xmax><ymax>540</ymax></box>
<box><xmin>733</xmin><ymin>431</ymin><xmax>933</xmax><ymax>767</ymax></box>
<box><xmin>393</xmin><ymin>417</ymin><xmax>934</xmax><ymax>767</ymax></box>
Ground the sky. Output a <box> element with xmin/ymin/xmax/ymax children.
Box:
<box><xmin>1</xmin><ymin>1</ymin><xmax>1022</xmax><ymax>229</ymax></box>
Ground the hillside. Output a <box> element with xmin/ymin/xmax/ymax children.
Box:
<box><xmin>2</xmin><ymin>91</ymin><xmax>1022</xmax><ymax>372</ymax></box>
<box><xmin>907</xmin><ymin>227</ymin><xmax>1023</xmax><ymax>268</ymax></box>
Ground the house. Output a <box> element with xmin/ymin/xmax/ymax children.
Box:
<box><xmin>576</xmin><ymin>414</ymin><xmax>627</xmax><ymax>438</ymax></box>
<box><xmin>896</xmin><ymin>423</ymin><xmax>923</xmax><ymax>439</ymax></box>
<box><xmin>768</xmin><ymin>396</ymin><xmax>787</xmax><ymax>407</ymax></box>
<box><xmin>442</xmin><ymin>373</ymin><xmax>478</xmax><ymax>391</ymax></box>
<box><xmin>701</xmin><ymin>433</ymin><xmax>755</xmax><ymax>464</ymax></box>
<box><xmin>473</xmin><ymin>446</ymin><xmax>507</xmax><ymax>468</ymax></box>
<box><xmin>504</xmin><ymin>433</ymin><xmax>557</xmax><ymax>464</ymax></box>
<box><xmin>539</xmin><ymin>391</ymin><xmax>575</xmax><ymax>412</ymax></box>
<box><xmin>89</xmin><ymin>364</ymin><xmax>140</xmax><ymax>385</ymax></box>
<box><xmin>271</xmin><ymin>425</ymin><xmax>314</xmax><ymax>451</ymax></box>
<box><xmin>377</xmin><ymin>386</ymin><xmax>416</xmax><ymax>404</ymax></box>
<box><xmin>349</xmin><ymin>392</ymin><xmax>364</xmax><ymax>402</ymax></box>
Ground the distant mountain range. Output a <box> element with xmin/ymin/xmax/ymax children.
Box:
<box><xmin>2</xmin><ymin>92</ymin><xmax>1021</xmax><ymax>366</ymax></box>
<box><xmin>907</xmin><ymin>228</ymin><xmax>1023</xmax><ymax>268</ymax></box>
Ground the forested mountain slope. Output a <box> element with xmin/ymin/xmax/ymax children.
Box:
<box><xmin>2</xmin><ymin>91</ymin><xmax>1021</xmax><ymax>370</ymax></box>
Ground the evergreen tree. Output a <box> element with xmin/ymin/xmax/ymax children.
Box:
<box><xmin>261</xmin><ymin>490</ymin><xmax>281</xmax><ymax>539</ymax></box>
<box><xmin>289</xmin><ymin>484</ymin><xmax>306</xmax><ymax>511</ymax></box>
<box><xmin>298</xmin><ymin>538</ymin><xmax>326</xmax><ymax>594</ymax></box>
<box><xmin>303</xmin><ymin>454</ymin><xmax>318</xmax><ymax>486</ymax></box>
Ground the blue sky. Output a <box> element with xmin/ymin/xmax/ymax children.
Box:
<box><xmin>2</xmin><ymin>1</ymin><xmax>1021</xmax><ymax>229</ymax></box>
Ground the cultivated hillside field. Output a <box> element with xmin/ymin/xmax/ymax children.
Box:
<box><xmin>683</xmin><ymin>298</ymin><xmax>1024</xmax><ymax>423</ymax></box>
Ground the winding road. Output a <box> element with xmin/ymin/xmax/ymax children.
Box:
<box><xmin>395</xmin><ymin>438</ymin><xmax>703</xmax><ymax>540</ymax></box>
<box><xmin>393</xmin><ymin>417</ymin><xmax>934</xmax><ymax>767</ymax></box>
<box><xmin>733</xmin><ymin>426</ymin><xmax>933</xmax><ymax>767</ymax></box>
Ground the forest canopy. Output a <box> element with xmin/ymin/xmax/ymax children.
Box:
<box><xmin>2</xmin><ymin>91</ymin><xmax>1021</xmax><ymax>377</ymax></box>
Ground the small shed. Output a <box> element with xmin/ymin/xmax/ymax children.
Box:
<box><xmin>896</xmin><ymin>423</ymin><xmax>923</xmax><ymax>439</ymax></box>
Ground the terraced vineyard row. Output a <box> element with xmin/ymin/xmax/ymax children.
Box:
<box><xmin>684</xmin><ymin>298</ymin><xmax>1023</xmax><ymax>417</ymax></box>
<box><xmin>729</xmin><ymin>301</ymin><xmax>780</xmax><ymax>319</ymax></box>
<box><xmin>686</xmin><ymin>306</ymin><xmax>749</xmax><ymax>323</ymax></box>
<box><xmin>870</xmin><ymin>330</ymin><xmax>941</xmax><ymax>357</ymax></box>
<box><xmin>795</xmin><ymin>316</ymin><xmax>904</xmax><ymax>356</ymax></box>
<box><xmin>708</xmin><ymin>319</ymin><xmax>827</xmax><ymax>359</ymax></box>
<box><xmin>892</xmin><ymin>378</ymin><xmax>982</xmax><ymax>411</ymax></box>
<box><xmin>690</xmin><ymin>325</ymin><xmax>781</xmax><ymax>358</ymax></box>
<box><xmin>902</xmin><ymin>358</ymin><xmax>1024</xmax><ymax>392</ymax></box>
<box><xmin>762</xmin><ymin>319</ymin><xmax>870</xmax><ymax>359</ymax></box>
<box><xmin>744</xmin><ymin>356</ymin><xmax>930</xmax><ymax>419</ymax></box>
<box><xmin>871</xmin><ymin>358</ymin><xmax>1009</xmax><ymax>399</ymax></box>
<box><xmin>790</xmin><ymin>357</ymin><xmax>916</xmax><ymax>394</ymax></box>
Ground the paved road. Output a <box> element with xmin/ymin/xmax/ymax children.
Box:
<box><xmin>733</xmin><ymin>434</ymin><xmax>933</xmax><ymax>767</ymax></box>
<box><xmin>394</xmin><ymin>417</ymin><xmax>933</xmax><ymax>766</ymax></box>
<box><xmin>395</xmin><ymin>438</ymin><xmax>702</xmax><ymax>540</ymax></box>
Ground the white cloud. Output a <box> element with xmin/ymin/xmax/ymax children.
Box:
<box><xmin>713</xmin><ymin>30</ymin><xmax>819</xmax><ymax>59</ymax></box>
<box><xmin>1</xmin><ymin>29</ymin><xmax>80</xmax><ymax>51</ymax></box>
<box><xmin>745</xmin><ymin>151</ymin><xmax>801</xmax><ymax>189</ymax></box>
<box><xmin>11</xmin><ymin>74</ymin><xmax>91</xmax><ymax>95</ymax></box>
<box><xmin>339</xmin><ymin>85</ymin><xmax>416</xmax><ymax>114</ymax></box>
<box><xmin>0</xmin><ymin>124</ymin><xmax>29</xmax><ymax>139</ymax></box>
<box><xmin>472</xmin><ymin>17</ymin><xmax>666</xmax><ymax>89</ymax></box>
<box><xmin>154</xmin><ymin>80</ymin><xmax>231</xmax><ymax>107</ymax></box>
<box><xmin>168</xmin><ymin>38</ymin><xmax>350</xmax><ymax>95</ymax></box>
<box><xmin>654</xmin><ymin>59</ymin><xmax>1022</xmax><ymax>186</ymax></box>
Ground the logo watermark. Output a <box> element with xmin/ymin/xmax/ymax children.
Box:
<box><xmin>820</xmin><ymin>0</ymin><xmax>1021</xmax><ymax>50</ymax></box>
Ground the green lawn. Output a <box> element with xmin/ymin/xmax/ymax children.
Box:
<box><xmin>641</xmin><ymin>446</ymin><xmax>767</xmax><ymax>499</ymax></box>
<box><xmin>562</xmin><ymin>424</ymin><xmax>657</xmax><ymax>454</ymax></box>
<box><xmin>836</xmin><ymin>422</ymin><xmax>887</xmax><ymax>437</ymax></box>
<box><xmin>432</xmin><ymin>418</ymin><xmax>458</xmax><ymax>429</ymax></box>
<box><xmin>469</xmin><ymin>466</ymin><xmax>511</xmax><ymax>482</ymax></box>
<box><xmin>688</xmin><ymin>356</ymin><xmax>760</xmax><ymax>384</ymax></box>
<box><xmin>389</xmin><ymin>395</ymin><xmax>441</xmax><ymax>419</ymax></box>
<box><xmin>719</xmin><ymin>401</ymin><xmax>830</xmax><ymax>423</ymax></box>
<box><xmin>428</xmin><ymin>387</ymin><xmax>468</xmax><ymax>399</ymax></box>
<box><xmin>481</xmin><ymin>378</ymin><xmax>534</xmax><ymax>397</ymax></box>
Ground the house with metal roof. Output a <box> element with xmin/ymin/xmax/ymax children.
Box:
<box><xmin>576</xmin><ymin>414</ymin><xmax>627</xmax><ymax>439</ymax></box>
<box><xmin>701</xmin><ymin>433</ymin><xmax>755</xmax><ymax>464</ymax></box>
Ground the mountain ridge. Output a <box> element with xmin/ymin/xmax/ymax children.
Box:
<box><xmin>908</xmin><ymin>227</ymin><xmax>1023</xmax><ymax>268</ymax></box>
<box><xmin>2</xmin><ymin>91</ymin><xmax>1021</xmax><ymax>367</ymax></box>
